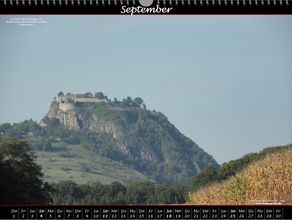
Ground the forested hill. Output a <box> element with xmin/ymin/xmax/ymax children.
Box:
<box><xmin>0</xmin><ymin>91</ymin><xmax>218</xmax><ymax>185</ymax></box>
<box><xmin>188</xmin><ymin>144</ymin><xmax>292</xmax><ymax>205</ymax></box>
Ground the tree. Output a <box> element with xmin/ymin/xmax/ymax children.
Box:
<box><xmin>106</xmin><ymin>182</ymin><xmax>126</xmax><ymax>204</ymax></box>
<box><xmin>0</xmin><ymin>139</ymin><xmax>51</xmax><ymax>204</ymax></box>
<box><xmin>188</xmin><ymin>164</ymin><xmax>217</xmax><ymax>192</ymax></box>
<box><xmin>155</xmin><ymin>184</ymin><xmax>186</xmax><ymax>204</ymax></box>
<box><xmin>94</xmin><ymin>92</ymin><xmax>105</xmax><ymax>99</ymax></box>
<box><xmin>122</xmin><ymin>97</ymin><xmax>133</xmax><ymax>107</ymax></box>
<box><xmin>133</xmin><ymin>97</ymin><xmax>144</xmax><ymax>107</ymax></box>
<box><xmin>84</xmin><ymin>92</ymin><xmax>93</xmax><ymax>98</ymax></box>
<box><xmin>57</xmin><ymin>91</ymin><xmax>64</xmax><ymax>97</ymax></box>
<box><xmin>51</xmin><ymin>180</ymin><xmax>83</xmax><ymax>204</ymax></box>
<box><xmin>125</xmin><ymin>181</ymin><xmax>155</xmax><ymax>204</ymax></box>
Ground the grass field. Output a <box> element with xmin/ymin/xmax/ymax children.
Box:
<box><xmin>35</xmin><ymin>142</ymin><xmax>150</xmax><ymax>185</ymax></box>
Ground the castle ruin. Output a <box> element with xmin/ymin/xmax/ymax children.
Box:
<box><xmin>55</xmin><ymin>94</ymin><xmax>108</xmax><ymax>112</ymax></box>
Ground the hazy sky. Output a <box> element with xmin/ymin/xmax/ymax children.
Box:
<box><xmin>0</xmin><ymin>16</ymin><xmax>291</xmax><ymax>164</ymax></box>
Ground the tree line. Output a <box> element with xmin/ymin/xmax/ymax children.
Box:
<box><xmin>51</xmin><ymin>180</ymin><xmax>186</xmax><ymax>205</ymax></box>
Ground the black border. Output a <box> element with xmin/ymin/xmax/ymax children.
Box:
<box><xmin>0</xmin><ymin>0</ymin><xmax>291</xmax><ymax>14</ymax></box>
<box><xmin>0</xmin><ymin>205</ymin><xmax>291</xmax><ymax>219</ymax></box>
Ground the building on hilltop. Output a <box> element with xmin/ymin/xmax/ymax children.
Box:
<box><xmin>55</xmin><ymin>93</ymin><xmax>108</xmax><ymax>112</ymax></box>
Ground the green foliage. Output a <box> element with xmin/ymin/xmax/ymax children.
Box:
<box><xmin>107</xmin><ymin>182</ymin><xmax>127</xmax><ymax>204</ymax></box>
<box><xmin>188</xmin><ymin>164</ymin><xmax>218</xmax><ymax>192</ymax></box>
<box><xmin>155</xmin><ymin>184</ymin><xmax>186</xmax><ymax>204</ymax></box>
<box><xmin>124</xmin><ymin>109</ymin><xmax>218</xmax><ymax>184</ymax></box>
<box><xmin>125</xmin><ymin>181</ymin><xmax>155</xmax><ymax>204</ymax></box>
<box><xmin>77</xmin><ymin>130</ymin><xmax>121</xmax><ymax>160</ymax></box>
<box><xmin>109</xmin><ymin>96</ymin><xmax>145</xmax><ymax>108</ymax></box>
<box><xmin>0</xmin><ymin>139</ymin><xmax>51</xmax><ymax>204</ymax></box>
<box><xmin>57</xmin><ymin>91</ymin><xmax>64</xmax><ymax>97</ymax></box>
<box><xmin>31</xmin><ymin>138</ymin><xmax>53</xmax><ymax>151</ymax></box>
<box><xmin>77</xmin><ymin>92</ymin><xmax>93</xmax><ymax>98</ymax></box>
<box><xmin>0</xmin><ymin>119</ymin><xmax>43</xmax><ymax>139</ymax></box>
<box><xmin>122</xmin><ymin>97</ymin><xmax>133</xmax><ymax>107</ymax></box>
<box><xmin>133</xmin><ymin>97</ymin><xmax>143</xmax><ymax>107</ymax></box>
<box><xmin>94</xmin><ymin>92</ymin><xmax>105</xmax><ymax>99</ymax></box>
<box><xmin>50</xmin><ymin>180</ymin><xmax>186</xmax><ymax>205</ymax></box>
<box><xmin>50</xmin><ymin>180</ymin><xmax>83</xmax><ymax>204</ymax></box>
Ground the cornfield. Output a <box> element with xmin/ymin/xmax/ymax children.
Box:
<box><xmin>187</xmin><ymin>148</ymin><xmax>292</xmax><ymax>205</ymax></box>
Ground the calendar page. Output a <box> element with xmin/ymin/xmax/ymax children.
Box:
<box><xmin>0</xmin><ymin>1</ymin><xmax>291</xmax><ymax>220</ymax></box>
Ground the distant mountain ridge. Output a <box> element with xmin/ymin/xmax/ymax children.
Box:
<box><xmin>0</xmin><ymin>91</ymin><xmax>218</xmax><ymax>184</ymax></box>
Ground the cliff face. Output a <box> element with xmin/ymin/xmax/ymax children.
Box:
<box><xmin>47</xmin><ymin>104</ymin><xmax>123</xmax><ymax>138</ymax></box>
<box><xmin>43</xmin><ymin>96</ymin><xmax>218</xmax><ymax>184</ymax></box>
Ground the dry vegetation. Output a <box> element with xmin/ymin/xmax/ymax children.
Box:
<box><xmin>188</xmin><ymin>148</ymin><xmax>292</xmax><ymax>205</ymax></box>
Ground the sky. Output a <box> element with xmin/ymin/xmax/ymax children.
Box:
<box><xmin>0</xmin><ymin>15</ymin><xmax>291</xmax><ymax>164</ymax></box>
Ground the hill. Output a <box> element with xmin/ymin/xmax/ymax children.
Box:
<box><xmin>187</xmin><ymin>145</ymin><xmax>292</xmax><ymax>204</ymax></box>
<box><xmin>188</xmin><ymin>144</ymin><xmax>292</xmax><ymax>192</ymax></box>
<box><xmin>0</xmin><ymin>91</ymin><xmax>218</xmax><ymax>185</ymax></box>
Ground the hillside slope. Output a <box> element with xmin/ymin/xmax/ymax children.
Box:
<box><xmin>35</xmin><ymin>143</ymin><xmax>150</xmax><ymax>185</ymax></box>
<box><xmin>187</xmin><ymin>145</ymin><xmax>292</xmax><ymax>204</ymax></box>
